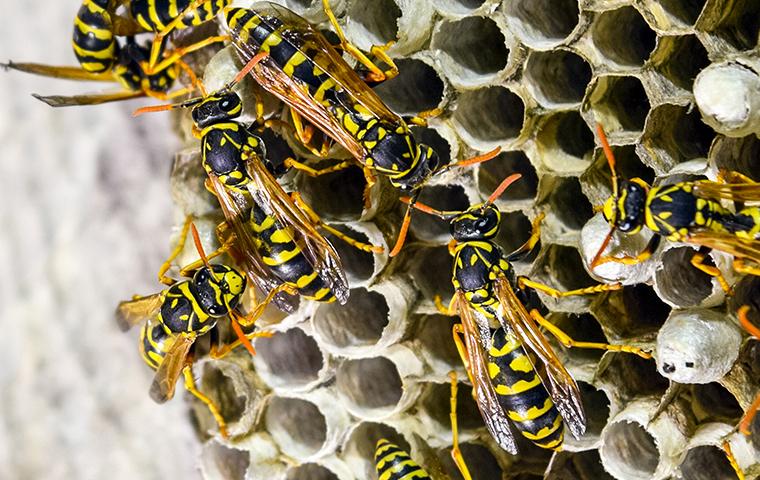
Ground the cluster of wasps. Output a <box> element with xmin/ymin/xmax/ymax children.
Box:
<box><xmin>6</xmin><ymin>0</ymin><xmax>760</xmax><ymax>478</ymax></box>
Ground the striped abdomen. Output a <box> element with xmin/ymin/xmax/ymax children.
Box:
<box><xmin>140</xmin><ymin>320</ymin><xmax>171</xmax><ymax>370</ymax></box>
<box><xmin>250</xmin><ymin>206</ymin><xmax>336</xmax><ymax>303</ymax></box>
<box><xmin>489</xmin><ymin>328</ymin><xmax>564</xmax><ymax>451</ymax></box>
<box><xmin>374</xmin><ymin>439</ymin><xmax>431</xmax><ymax>480</ymax></box>
<box><xmin>131</xmin><ymin>0</ymin><xmax>231</xmax><ymax>31</ymax></box>
<box><xmin>72</xmin><ymin>0</ymin><xmax>117</xmax><ymax>73</ymax></box>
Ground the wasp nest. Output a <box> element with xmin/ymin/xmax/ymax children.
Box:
<box><xmin>162</xmin><ymin>0</ymin><xmax>760</xmax><ymax>478</ymax></box>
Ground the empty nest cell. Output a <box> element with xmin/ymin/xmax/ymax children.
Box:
<box><xmin>436</xmin><ymin>442</ymin><xmax>503</xmax><ymax>480</ymax></box>
<box><xmin>654</xmin><ymin>247</ymin><xmax>715</xmax><ymax>307</ymax></box>
<box><xmin>416</xmin><ymin>314</ymin><xmax>462</xmax><ymax>376</ymax></box>
<box><xmin>652</xmin><ymin>35</ymin><xmax>710</xmax><ymax>91</ymax></box>
<box><xmin>709</xmin><ymin>134</ymin><xmax>760</xmax><ymax>180</ymax></box>
<box><xmin>323</xmin><ymin>223</ymin><xmax>375</xmax><ymax>284</ymax></box>
<box><xmin>586</xmin><ymin>75</ymin><xmax>651</xmax><ymax>135</ymax></box>
<box><xmin>503</xmin><ymin>0</ymin><xmax>580</xmax><ymax>49</ymax></box>
<box><xmin>418</xmin><ymin>381</ymin><xmax>482</xmax><ymax>434</ymax></box>
<box><xmin>296</xmin><ymin>164</ymin><xmax>366</xmax><ymax>221</ymax></box>
<box><xmin>431</xmin><ymin>16</ymin><xmax>508</xmax><ymax>87</ymax></box>
<box><xmin>690</xmin><ymin>382</ymin><xmax>743</xmax><ymax>424</ymax></box>
<box><xmin>679</xmin><ymin>445</ymin><xmax>741</xmax><ymax>480</ymax></box>
<box><xmin>704</xmin><ymin>0</ymin><xmax>760</xmax><ymax>51</ymax></box>
<box><xmin>581</xmin><ymin>143</ymin><xmax>654</xmax><ymax>205</ymax></box>
<box><xmin>600</xmin><ymin>420</ymin><xmax>660</xmax><ymax>480</ymax></box>
<box><xmin>265</xmin><ymin>396</ymin><xmax>327</xmax><ymax>459</ymax></box>
<box><xmin>641</xmin><ymin>104</ymin><xmax>715</xmax><ymax>169</ymax></box>
<box><xmin>492</xmin><ymin>211</ymin><xmax>533</xmax><ymax>257</ymax></box>
<box><xmin>539</xmin><ymin>176</ymin><xmax>594</xmax><ymax>232</ymax></box>
<box><xmin>374</xmin><ymin>58</ymin><xmax>445</xmax><ymax>116</ymax></box>
<box><xmin>592</xmin><ymin>6</ymin><xmax>657</xmax><ymax>68</ymax></box>
<box><xmin>312</xmin><ymin>288</ymin><xmax>390</xmax><ymax>352</ymax></box>
<box><xmin>200</xmin><ymin>441</ymin><xmax>250</xmax><ymax>480</ymax></box>
<box><xmin>336</xmin><ymin>356</ymin><xmax>404</xmax><ymax>416</ymax></box>
<box><xmin>525</xmin><ymin>50</ymin><xmax>592</xmax><ymax>108</ymax></box>
<box><xmin>591</xmin><ymin>284</ymin><xmax>671</xmax><ymax>340</ymax></box>
<box><xmin>453</xmin><ymin>86</ymin><xmax>525</xmax><ymax>148</ymax></box>
<box><xmin>345</xmin><ymin>0</ymin><xmax>400</xmax><ymax>48</ymax></box>
<box><xmin>576</xmin><ymin>381</ymin><xmax>612</xmax><ymax>445</ymax></box>
<box><xmin>409</xmin><ymin>245</ymin><xmax>456</xmax><ymax>302</ymax></box>
<box><xmin>412</xmin><ymin>183</ymin><xmax>470</xmax><ymax>244</ymax></box>
<box><xmin>657</xmin><ymin>0</ymin><xmax>706</xmax><ymax>27</ymax></box>
<box><xmin>536</xmin><ymin>111</ymin><xmax>595</xmax><ymax>174</ymax></box>
<box><xmin>284</xmin><ymin>463</ymin><xmax>339</xmax><ymax>480</ymax></box>
<box><xmin>477</xmin><ymin>151</ymin><xmax>539</xmax><ymax>206</ymax></box>
<box><xmin>432</xmin><ymin>0</ymin><xmax>488</xmax><ymax>16</ymax></box>
<box><xmin>253</xmin><ymin>328</ymin><xmax>325</xmax><ymax>390</ymax></box>
<box><xmin>546</xmin><ymin>450</ymin><xmax>613</xmax><ymax>479</ymax></box>
<box><xmin>547</xmin><ymin>313</ymin><xmax>612</xmax><ymax>364</ymax></box>
<box><xmin>597</xmin><ymin>354</ymin><xmax>668</xmax><ymax>400</ymax></box>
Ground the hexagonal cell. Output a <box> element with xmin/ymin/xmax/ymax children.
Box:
<box><xmin>336</xmin><ymin>357</ymin><xmax>404</xmax><ymax>416</ymax></box>
<box><xmin>597</xmin><ymin>354</ymin><xmax>668</xmax><ymax>400</ymax></box>
<box><xmin>436</xmin><ymin>442</ymin><xmax>504</xmax><ymax>480</ymax></box>
<box><xmin>592</xmin><ymin>284</ymin><xmax>671</xmax><ymax>340</ymax></box>
<box><xmin>296</xmin><ymin>164</ymin><xmax>366</xmax><ymax>221</ymax></box>
<box><xmin>416</xmin><ymin>314</ymin><xmax>462</xmax><ymax>375</ymax></box>
<box><xmin>345</xmin><ymin>0</ymin><xmax>400</xmax><ymax>47</ymax></box>
<box><xmin>410</xmin><ymin>245</ymin><xmax>456</xmax><ymax>302</ymax></box>
<box><xmin>652</xmin><ymin>35</ymin><xmax>710</xmax><ymax>91</ymax></box>
<box><xmin>690</xmin><ymin>382</ymin><xmax>743</xmax><ymax>424</ymax></box>
<box><xmin>284</xmin><ymin>463</ymin><xmax>339</xmax><ymax>480</ymax></box>
<box><xmin>536</xmin><ymin>111</ymin><xmax>595</xmax><ymax>174</ymax></box>
<box><xmin>709</xmin><ymin>134</ymin><xmax>760</xmax><ymax>181</ymax></box>
<box><xmin>200</xmin><ymin>363</ymin><xmax>248</xmax><ymax>427</ymax></box>
<box><xmin>492</xmin><ymin>211</ymin><xmax>534</xmax><ymax>258</ymax></box>
<box><xmin>418</xmin><ymin>381</ymin><xmax>482</xmax><ymax>433</ymax></box>
<box><xmin>411</xmin><ymin>125</ymin><xmax>454</xmax><ymax>169</ymax></box>
<box><xmin>577</xmin><ymin>381</ymin><xmax>612</xmax><ymax>446</ymax></box>
<box><xmin>200</xmin><ymin>441</ymin><xmax>250</xmax><ymax>480</ymax></box>
<box><xmin>313</xmin><ymin>288</ymin><xmax>390</xmax><ymax>351</ymax></box>
<box><xmin>654</xmin><ymin>247</ymin><xmax>714</xmax><ymax>307</ymax></box>
<box><xmin>452</xmin><ymin>86</ymin><xmax>525</xmax><ymax>149</ymax></box>
<box><xmin>592</xmin><ymin>6</ymin><xmax>657</xmax><ymax>68</ymax></box>
<box><xmin>374</xmin><ymin>58</ymin><xmax>445</xmax><ymax>116</ymax></box>
<box><xmin>547</xmin><ymin>313</ymin><xmax>612</xmax><ymax>365</ymax></box>
<box><xmin>254</xmin><ymin>328</ymin><xmax>325</xmax><ymax>390</ymax></box>
<box><xmin>546</xmin><ymin>449</ymin><xmax>613</xmax><ymax>479</ymax></box>
<box><xmin>477</xmin><ymin>151</ymin><xmax>539</xmax><ymax>207</ymax></box>
<box><xmin>431</xmin><ymin>16</ymin><xmax>509</xmax><ymax>87</ymax></box>
<box><xmin>679</xmin><ymin>445</ymin><xmax>741</xmax><ymax>480</ymax></box>
<box><xmin>538</xmin><ymin>176</ymin><xmax>594</xmax><ymax>234</ymax></box>
<box><xmin>265</xmin><ymin>396</ymin><xmax>327</xmax><ymax>459</ymax></box>
<box><xmin>586</xmin><ymin>75</ymin><xmax>651</xmax><ymax>136</ymax></box>
<box><xmin>323</xmin><ymin>224</ymin><xmax>375</xmax><ymax>284</ymax></box>
<box><xmin>342</xmin><ymin>422</ymin><xmax>410</xmax><ymax>479</ymax></box>
<box><xmin>702</xmin><ymin>0</ymin><xmax>760</xmax><ymax>51</ymax></box>
<box><xmin>413</xmin><ymin>183</ymin><xmax>470</xmax><ymax>244</ymax></box>
<box><xmin>600</xmin><ymin>421</ymin><xmax>659</xmax><ymax>479</ymax></box>
<box><xmin>529</xmin><ymin>244</ymin><xmax>602</xmax><ymax>312</ymax></box>
<box><xmin>656</xmin><ymin>0</ymin><xmax>706</xmax><ymax>27</ymax></box>
<box><xmin>432</xmin><ymin>0</ymin><xmax>489</xmax><ymax>16</ymax></box>
<box><xmin>503</xmin><ymin>0</ymin><xmax>581</xmax><ymax>49</ymax></box>
<box><xmin>525</xmin><ymin>50</ymin><xmax>592</xmax><ymax>108</ymax></box>
<box><xmin>640</xmin><ymin>104</ymin><xmax>715</xmax><ymax>170</ymax></box>
<box><xmin>730</xmin><ymin>274</ymin><xmax>760</xmax><ymax>317</ymax></box>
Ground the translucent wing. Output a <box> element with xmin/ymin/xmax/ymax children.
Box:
<box><xmin>115</xmin><ymin>293</ymin><xmax>163</xmax><ymax>332</ymax></box>
<box><xmin>493</xmin><ymin>276</ymin><xmax>587</xmax><ymax>439</ymax></box>
<box><xmin>693</xmin><ymin>180</ymin><xmax>760</xmax><ymax>203</ymax></box>
<box><xmin>208</xmin><ymin>174</ymin><xmax>298</xmax><ymax>313</ymax></box>
<box><xmin>2</xmin><ymin>61</ymin><xmax>115</xmax><ymax>81</ymax></box>
<box><xmin>32</xmin><ymin>90</ymin><xmax>145</xmax><ymax>107</ymax></box>
<box><xmin>453</xmin><ymin>291</ymin><xmax>518</xmax><ymax>454</ymax></box>
<box><xmin>686</xmin><ymin>230</ymin><xmax>760</xmax><ymax>265</ymax></box>
<box><xmin>149</xmin><ymin>333</ymin><xmax>194</xmax><ymax>403</ymax></box>
<box><xmin>245</xmin><ymin>156</ymin><xmax>349</xmax><ymax>304</ymax></box>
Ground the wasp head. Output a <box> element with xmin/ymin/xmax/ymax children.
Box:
<box><xmin>192</xmin><ymin>92</ymin><xmax>243</xmax><ymax>128</ymax></box>
<box><xmin>451</xmin><ymin>204</ymin><xmax>501</xmax><ymax>241</ymax></box>
<box><xmin>193</xmin><ymin>264</ymin><xmax>246</xmax><ymax>316</ymax></box>
<box><xmin>602</xmin><ymin>179</ymin><xmax>649</xmax><ymax>234</ymax></box>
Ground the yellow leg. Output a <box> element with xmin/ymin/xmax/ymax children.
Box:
<box><xmin>239</xmin><ymin>283</ymin><xmax>299</xmax><ymax>327</ymax></box>
<box><xmin>290</xmin><ymin>192</ymin><xmax>384</xmax><ymax>253</ymax></box>
<box><xmin>407</xmin><ymin>107</ymin><xmax>443</xmax><ymax>127</ymax></box>
<box><xmin>594</xmin><ymin>234</ymin><xmax>661</xmax><ymax>267</ymax></box>
<box><xmin>147</xmin><ymin>35</ymin><xmax>229</xmax><ymax>76</ymax></box>
<box><xmin>733</xmin><ymin>258</ymin><xmax>760</xmax><ymax>276</ymax></box>
<box><xmin>322</xmin><ymin>0</ymin><xmax>397</xmax><ymax>83</ymax></box>
<box><xmin>722</xmin><ymin>440</ymin><xmax>746</xmax><ymax>480</ymax></box>
<box><xmin>448</xmin><ymin>371</ymin><xmax>472</xmax><ymax>480</ymax></box>
<box><xmin>362</xmin><ymin>167</ymin><xmax>376</xmax><ymax>210</ymax></box>
<box><xmin>209</xmin><ymin>329</ymin><xmax>274</xmax><ymax>359</ymax></box>
<box><xmin>434</xmin><ymin>295</ymin><xmax>457</xmax><ymax>316</ymax></box>
<box><xmin>507</xmin><ymin>212</ymin><xmax>545</xmax><ymax>261</ymax></box>
<box><xmin>739</xmin><ymin>392</ymin><xmax>760</xmax><ymax>436</ymax></box>
<box><xmin>518</xmin><ymin>277</ymin><xmax>622</xmax><ymax>298</ymax></box>
<box><xmin>284</xmin><ymin>157</ymin><xmax>353</xmax><ymax>177</ymax></box>
<box><xmin>182</xmin><ymin>366</ymin><xmax>229</xmax><ymax>438</ymax></box>
<box><xmin>145</xmin><ymin>0</ymin><xmax>215</xmax><ymax>72</ymax></box>
<box><xmin>529</xmin><ymin>310</ymin><xmax>651</xmax><ymax>359</ymax></box>
<box><xmin>178</xmin><ymin>241</ymin><xmax>233</xmax><ymax>277</ymax></box>
<box><xmin>290</xmin><ymin>109</ymin><xmax>332</xmax><ymax>157</ymax></box>
<box><xmin>452</xmin><ymin>324</ymin><xmax>476</xmax><ymax>387</ymax></box>
<box><xmin>718</xmin><ymin>170</ymin><xmax>757</xmax><ymax>184</ymax></box>
<box><xmin>691</xmin><ymin>250</ymin><xmax>732</xmax><ymax>294</ymax></box>
<box><xmin>158</xmin><ymin>217</ymin><xmax>193</xmax><ymax>285</ymax></box>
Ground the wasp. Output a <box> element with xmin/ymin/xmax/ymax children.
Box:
<box><xmin>223</xmin><ymin>1</ymin><xmax>499</xmax><ymax>256</ymax></box>
<box><xmin>2</xmin><ymin>0</ymin><xmax>228</xmax><ymax>106</ymax></box>
<box><xmin>135</xmin><ymin>66</ymin><xmax>382</xmax><ymax>313</ymax></box>
<box><xmin>116</xmin><ymin>220</ymin><xmax>268</xmax><ymax>437</ymax></box>
<box><xmin>590</xmin><ymin>124</ymin><xmax>760</xmax><ymax>292</ymax></box>
<box><xmin>403</xmin><ymin>174</ymin><xmax>651</xmax><ymax>453</ymax></box>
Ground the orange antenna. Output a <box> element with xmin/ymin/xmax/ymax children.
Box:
<box><xmin>596</xmin><ymin>123</ymin><xmax>619</xmax><ymax>202</ymax></box>
<box><xmin>486</xmin><ymin>173</ymin><xmax>522</xmax><ymax>206</ymax></box>
<box><xmin>738</xmin><ymin>305</ymin><xmax>760</xmax><ymax>340</ymax></box>
<box><xmin>589</xmin><ymin>226</ymin><xmax>616</xmax><ymax>269</ymax></box>
<box><xmin>229</xmin><ymin>51</ymin><xmax>269</xmax><ymax>88</ymax></box>
<box><xmin>229</xmin><ymin>310</ymin><xmax>257</xmax><ymax>356</ymax></box>
<box><xmin>438</xmin><ymin>147</ymin><xmax>501</xmax><ymax>174</ymax></box>
<box><xmin>133</xmin><ymin>95</ymin><xmax>204</xmax><ymax>116</ymax></box>
<box><xmin>191</xmin><ymin>223</ymin><xmax>212</xmax><ymax>270</ymax></box>
<box><xmin>400</xmin><ymin>197</ymin><xmax>451</xmax><ymax>218</ymax></box>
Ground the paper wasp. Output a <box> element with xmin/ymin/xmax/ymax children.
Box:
<box><xmin>2</xmin><ymin>0</ymin><xmax>228</xmax><ymax>106</ymax></box>
<box><xmin>590</xmin><ymin>125</ymin><xmax>760</xmax><ymax>293</ymax></box>
<box><xmin>224</xmin><ymin>1</ymin><xmax>499</xmax><ymax>256</ymax></box>
<box><xmin>135</xmin><ymin>62</ymin><xmax>382</xmax><ymax>313</ymax></box>
<box><xmin>403</xmin><ymin>174</ymin><xmax>650</xmax><ymax>453</ymax></box>
<box><xmin>116</xmin><ymin>220</ymin><xmax>268</xmax><ymax>437</ymax></box>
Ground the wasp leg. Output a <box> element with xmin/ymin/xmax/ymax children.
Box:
<box><xmin>733</xmin><ymin>258</ymin><xmax>760</xmax><ymax>277</ymax></box>
<box><xmin>529</xmin><ymin>309</ymin><xmax>651</xmax><ymax>359</ymax></box>
<box><xmin>362</xmin><ymin>167</ymin><xmax>376</xmax><ymax>210</ymax></box>
<box><xmin>283</xmin><ymin>157</ymin><xmax>353</xmax><ymax>177</ymax></box>
<box><xmin>718</xmin><ymin>170</ymin><xmax>757</xmax><ymax>185</ymax></box>
<box><xmin>452</xmin><ymin>324</ymin><xmax>476</xmax><ymax>387</ymax></box>
<box><xmin>209</xmin><ymin>328</ymin><xmax>274</xmax><ymax>360</ymax></box>
<box><xmin>242</xmin><ymin>283</ymin><xmax>299</xmax><ymax>327</ymax></box>
<box><xmin>290</xmin><ymin>192</ymin><xmax>384</xmax><ymax>253</ymax></box>
<box><xmin>507</xmin><ymin>212</ymin><xmax>545</xmax><ymax>262</ymax></box>
<box><xmin>406</xmin><ymin>107</ymin><xmax>444</xmax><ymax>127</ymax></box>
<box><xmin>289</xmin><ymin>109</ymin><xmax>333</xmax><ymax>157</ymax></box>
<box><xmin>158</xmin><ymin>216</ymin><xmax>194</xmax><ymax>285</ymax></box>
<box><xmin>722</xmin><ymin>440</ymin><xmax>746</xmax><ymax>480</ymax></box>
<box><xmin>434</xmin><ymin>295</ymin><xmax>457</xmax><ymax>316</ymax></box>
<box><xmin>322</xmin><ymin>0</ymin><xmax>397</xmax><ymax>83</ymax></box>
<box><xmin>147</xmin><ymin>35</ymin><xmax>229</xmax><ymax>76</ymax></box>
<box><xmin>593</xmin><ymin>234</ymin><xmax>661</xmax><ymax>266</ymax></box>
<box><xmin>448</xmin><ymin>371</ymin><xmax>473</xmax><ymax>480</ymax></box>
<box><xmin>737</xmin><ymin>306</ymin><xmax>760</xmax><ymax>436</ymax></box>
<box><xmin>691</xmin><ymin>247</ymin><xmax>732</xmax><ymax>294</ymax></box>
<box><xmin>182</xmin><ymin>365</ymin><xmax>229</xmax><ymax>438</ymax></box>
<box><xmin>178</xmin><ymin>241</ymin><xmax>233</xmax><ymax>277</ymax></box>
<box><xmin>518</xmin><ymin>277</ymin><xmax>622</xmax><ymax>298</ymax></box>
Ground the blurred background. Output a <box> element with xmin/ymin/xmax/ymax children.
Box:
<box><xmin>0</xmin><ymin>2</ymin><xmax>201</xmax><ymax>478</ymax></box>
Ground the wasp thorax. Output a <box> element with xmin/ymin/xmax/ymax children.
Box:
<box><xmin>603</xmin><ymin>181</ymin><xmax>647</xmax><ymax>234</ymax></box>
<box><xmin>191</xmin><ymin>92</ymin><xmax>243</xmax><ymax>128</ymax></box>
<box><xmin>451</xmin><ymin>204</ymin><xmax>501</xmax><ymax>241</ymax></box>
<box><xmin>389</xmin><ymin>143</ymin><xmax>440</xmax><ymax>191</ymax></box>
<box><xmin>193</xmin><ymin>265</ymin><xmax>246</xmax><ymax>316</ymax></box>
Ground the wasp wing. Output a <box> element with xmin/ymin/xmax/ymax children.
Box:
<box><xmin>493</xmin><ymin>276</ymin><xmax>587</xmax><ymax>439</ymax></box>
<box><xmin>149</xmin><ymin>333</ymin><xmax>194</xmax><ymax>404</ymax></box>
<box><xmin>693</xmin><ymin>180</ymin><xmax>760</xmax><ymax>203</ymax></box>
<box><xmin>208</xmin><ymin>174</ymin><xmax>298</xmax><ymax>313</ymax></box>
<box><xmin>686</xmin><ymin>230</ymin><xmax>760</xmax><ymax>265</ymax></box>
<box><xmin>115</xmin><ymin>293</ymin><xmax>163</xmax><ymax>332</ymax></box>
<box><xmin>32</xmin><ymin>90</ymin><xmax>145</xmax><ymax>107</ymax></box>
<box><xmin>453</xmin><ymin>291</ymin><xmax>518</xmax><ymax>454</ymax></box>
<box><xmin>245</xmin><ymin>156</ymin><xmax>349</xmax><ymax>304</ymax></box>
<box><xmin>2</xmin><ymin>61</ymin><xmax>115</xmax><ymax>81</ymax></box>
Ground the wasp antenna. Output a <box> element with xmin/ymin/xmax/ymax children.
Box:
<box><xmin>595</xmin><ymin>123</ymin><xmax>619</xmax><ymax>199</ymax></box>
<box><xmin>133</xmin><ymin>102</ymin><xmax>177</xmax><ymax>116</ymax></box>
<box><xmin>190</xmin><ymin>223</ymin><xmax>212</xmax><ymax>270</ymax></box>
<box><xmin>439</xmin><ymin>147</ymin><xmax>501</xmax><ymax>174</ymax></box>
<box><xmin>486</xmin><ymin>173</ymin><xmax>522</xmax><ymax>206</ymax></box>
<box><xmin>589</xmin><ymin>226</ymin><xmax>616</xmax><ymax>269</ymax></box>
<box><xmin>229</xmin><ymin>311</ymin><xmax>257</xmax><ymax>356</ymax></box>
<box><xmin>229</xmin><ymin>51</ymin><xmax>270</xmax><ymax>89</ymax></box>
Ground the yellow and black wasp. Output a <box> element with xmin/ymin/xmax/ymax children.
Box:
<box><xmin>590</xmin><ymin>124</ymin><xmax>760</xmax><ymax>292</ymax></box>
<box><xmin>135</xmin><ymin>65</ymin><xmax>382</xmax><ymax>313</ymax></box>
<box><xmin>403</xmin><ymin>174</ymin><xmax>651</xmax><ymax>454</ymax></box>
<box><xmin>223</xmin><ymin>1</ymin><xmax>499</xmax><ymax>256</ymax></box>
<box><xmin>116</xmin><ymin>220</ymin><xmax>268</xmax><ymax>437</ymax></box>
<box><xmin>3</xmin><ymin>0</ymin><xmax>228</xmax><ymax>106</ymax></box>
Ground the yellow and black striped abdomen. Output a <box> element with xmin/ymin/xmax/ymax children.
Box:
<box><xmin>140</xmin><ymin>320</ymin><xmax>171</xmax><ymax>370</ymax></box>
<box><xmin>72</xmin><ymin>0</ymin><xmax>117</xmax><ymax>73</ymax></box>
<box><xmin>249</xmin><ymin>206</ymin><xmax>336</xmax><ymax>303</ymax></box>
<box><xmin>130</xmin><ymin>0</ymin><xmax>231</xmax><ymax>31</ymax></box>
<box><xmin>488</xmin><ymin>328</ymin><xmax>564</xmax><ymax>451</ymax></box>
<box><xmin>374</xmin><ymin>439</ymin><xmax>431</xmax><ymax>480</ymax></box>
